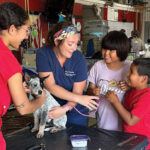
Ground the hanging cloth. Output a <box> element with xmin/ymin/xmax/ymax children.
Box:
<box><xmin>86</xmin><ymin>39</ymin><xmax>95</xmax><ymax>57</ymax></box>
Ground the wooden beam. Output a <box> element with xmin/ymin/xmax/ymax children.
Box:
<box><xmin>134</xmin><ymin>5</ymin><xmax>146</xmax><ymax>10</ymax></box>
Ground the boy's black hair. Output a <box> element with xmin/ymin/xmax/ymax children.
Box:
<box><xmin>101</xmin><ymin>30</ymin><xmax>130</xmax><ymax>61</ymax></box>
<box><xmin>0</xmin><ymin>2</ymin><xmax>29</xmax><ymax>32</ymax></box>
<box><xmin>133</xmin><ymin>58</ymin><xmax>150</xmax><ymax>84</ymax></box>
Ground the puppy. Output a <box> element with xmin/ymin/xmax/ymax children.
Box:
<box><xmin>24</xmin><ymin>73</ymin><xmax>67</xmax><ymax>138</ymax></box>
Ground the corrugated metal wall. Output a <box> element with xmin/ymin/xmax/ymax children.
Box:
<box><xmin>144</xmin><ymin>0</ymin><xmax>150</xmax><ymax>21</ymax></box>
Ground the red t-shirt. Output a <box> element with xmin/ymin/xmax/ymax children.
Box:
<box><xmin>0</xmin><ymin>38</ymin><xmax>22</xmax><ymax>149</ymax></box>
<box><xmin>123</xmin><ymin>88</ymin><xmax>150</xmax><ymax>150</ymax></box>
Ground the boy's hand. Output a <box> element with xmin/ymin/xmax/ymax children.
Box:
<box><xmin>105</xmin><ymin>91</ymin><xmax>119</xmax><ymax>104</ymax></box>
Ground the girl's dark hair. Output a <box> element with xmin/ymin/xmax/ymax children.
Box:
<box><xmin>101</xmin><ymin>30</ymin><xmax>130</xmax><ymax>61</ymax></box>
<box><xmin>47</xmin><ymin>21</ymin><xmax>73</xmax><ymax>47</ymax></box>
<box><xmin>133</xmin><ymin>58</ymin><xmax>150</xmax><ymax>84</ymax></box>
<box><xmin>0</xmin><ymin>2</ymin><xmax>29</xmax><ymax>32</ymax></box>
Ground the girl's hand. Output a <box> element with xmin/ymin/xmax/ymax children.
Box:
<box><xmin>93</xmin><ymin>87</ymin><xmax>100</xmax><ymax>96</ymax></box>
<box><xmin>23</xmin><ymin>81</ymin><xmax>31</xmax><ymax>93</ymax></box>
<box><xmin>105</xmin><ymin>91</ymin><xmax>119</xmax><ymax>104</ymax></box>
<box><xmin>119</xmin><ymin>80</ymin><xmax>130</xmax><ymax>91</ymax></box>
<box><xmin>87</xmin><ymin>87</ymin><xmax>100</xmax><ymax>96</ymax></box>
<box><xmin>48</xmin><ymin>106</ymin><xmax>66</xmax><ymax>119</ymax></box>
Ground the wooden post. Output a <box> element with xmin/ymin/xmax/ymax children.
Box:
<box><xmin>135</xmin><ymin>10</ymin><xmax>138</xmax><ymax>30</ymax></box>
<box><xmin>134</xmin><ymin>6</ymin><xmax>146</xmax><ymax>31</ymax></box>
<box><xmin>24</xmin><ymin>0</ymin><xmax>30</xmax><ymax>49</ymax></box>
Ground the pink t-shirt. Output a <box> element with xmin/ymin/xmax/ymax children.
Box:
<box><xmin>123</xmin><ymin>88</ymin><xmax>150</xmax><ymax>150</ymax></box>
<box><xmin>88</xmin><ymin>60</ymin><xmax>131</xmax><ymax>131</ymax></box>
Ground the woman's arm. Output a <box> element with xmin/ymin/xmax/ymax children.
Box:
<box><xmin>48</xmin><ymin>80</ymin><xmax>86</xmax><ymax>119</ymax></box>
<box><xmin>8</xmin><ymin>73</ymin><xmax>46</xmax><ymax>115</ymax></box>
<box><xmin>65</xmin><ymin>80</ymin><xmax>87</xmax><ymax>109</ymax></box>
<box><xmin>39</xmin><ymin>72</ymin><xmax>99</xmax><ymax>110</ymax></box>
<box><xmin>65</xmin><ymin>80</ymin><xmax>86</xmax><ymax>110</ymax></box>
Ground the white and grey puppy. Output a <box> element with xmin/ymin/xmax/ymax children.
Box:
<box><xmin>24</xmin><ymin>73</ymin><xmax>67</xmax><ymax>138</ymax></box>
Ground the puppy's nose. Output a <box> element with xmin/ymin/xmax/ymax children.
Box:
<box><xmin>38</xmin><ymin>90</ymin><xmax>42</xmax><ymax>95</ymax></box>
<box><xmin>34</xmin><ymin>83</ymin><xmax>37</xmax><ymax>87</ymax></box>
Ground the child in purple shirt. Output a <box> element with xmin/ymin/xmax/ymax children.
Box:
<box><xmin>87</xmin><ymin>31</ymin><xmax>131</xmax><ymax>131</ymax></box>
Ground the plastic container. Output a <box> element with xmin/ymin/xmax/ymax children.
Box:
<box><xmin>70</xmin><ymin>135</ymin><xmax>89</xmax><ymax>147</ymax></box>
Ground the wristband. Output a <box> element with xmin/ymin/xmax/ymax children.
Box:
<box><xmin>63</xmin><ymin>104</ymin><xmax>70</xmax><ymax>112</ymax></box>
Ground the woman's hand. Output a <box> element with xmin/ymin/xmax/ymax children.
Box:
<box><xmin>105</xmin><ymin>91</ymin><xmax>119</xmax><ymax>104</ymax></box>
<box><xmin>48</xmin><ymin>106</ymin><xmax>67</xmax><ymax>119</ymax></box>
<box><xmin>75</xmin><ymin>95</ymin><xmax>99</xmax><ymax>111</ymax></box>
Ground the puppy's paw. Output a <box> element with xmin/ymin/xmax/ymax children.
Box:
<box><xmin>50</xmin><ymin>128</ymin><xmax>59</xmax><ymax>133</ymax></box>
<box><xmin>31</xmin><ymin>127</ymin><xmax>38</xmax><ymax>132</ymax></box>
<box><xmin>36</xmin><ymin>132</ymin><xmax>44</xmax><ymax>138</ymax></box>
<box><xmin>50</xmin><ymin>126</ymin><xmax>62</xmax><ymax>133</ymax></box>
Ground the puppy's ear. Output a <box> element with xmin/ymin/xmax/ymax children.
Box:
<box><xmin>24</xmin><ymin>72</ymin><xmax>31</xmax><ymax>83</ymax></box>
<box><xmin>40</xmin><ymin>74</ymin><xmax>50</xmax><ymax>89</ymax></box>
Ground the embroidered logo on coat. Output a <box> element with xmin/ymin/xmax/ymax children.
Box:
<box><xmin>65</xmin><ymin>71</ymin><xmax>76</xmax><ymax>77</ymax></box>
